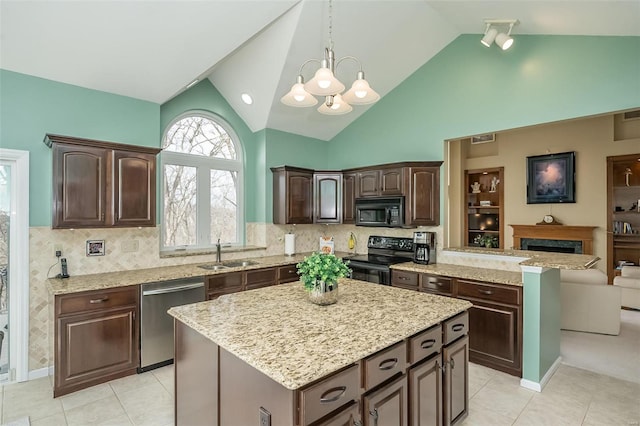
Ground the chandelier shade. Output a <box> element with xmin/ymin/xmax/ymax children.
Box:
<box><xmin>281</xmin><ymin>75</ymin><xmax>318</xmax><ymax>107</ymax></box>
<box><xmin>342</xmin><ymin>71</ymin><xmax>380</xmax><ymax>105</ymax></box>
<box><xmin>317</xmin><ymin>94</ymin><xmax>352</xmax><ymax>115</ymax></box>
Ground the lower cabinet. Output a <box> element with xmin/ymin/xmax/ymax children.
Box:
<box><xmin>363</xmin><ymin>374</ymin><xmax>408</xmax><ymax>426</ymax></box>
<box><xmin>206</xmin><ymin>263</ymin><xmax>297</xmax><ymax>299</ymax></box>
<box><xmin>409</xmin><ymin>355</ymin><xmax>443</xmax><ymax>426</ymax></box>
<box><xmin>316</xmin><ymin>401</ymin><xmax>360</xmax><ymax>426</ymax></box>
<box><xmin>443</xmin><ymin>336</ymin><xmax>469</xmax><ymax>426</ymax></box>
<box><xmin>54</xmin><ymin>286</ymin><xmax>139</xmax><ymax>397</ymax></box>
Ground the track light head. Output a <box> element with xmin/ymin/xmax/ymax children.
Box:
<box><xmin>481</xmin><ymin>19</ymin><xmax>518</xmax><ymax>50</ymax></box>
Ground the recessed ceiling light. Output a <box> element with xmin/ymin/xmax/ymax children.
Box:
<box><xmin>241</xmin><ymin>93</ymin><xmax>253</xmax><ymax>105</ymax></box>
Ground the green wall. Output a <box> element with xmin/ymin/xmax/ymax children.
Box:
<box><xmin>0</xmin><ymin>69</ymin><xmax>160</xmax><ymax>226</ymax></box>
<box><xmin>328</xmin><ymin>35</ymin><xmax>640</xmax><ymax>168</ymax></box>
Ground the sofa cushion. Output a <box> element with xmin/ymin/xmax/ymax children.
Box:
<box><xmin>621</xmin><ymin>265</ymin><xmax>640</xmax><ymax>278</ymax></box>
<box><xmin>613</xmin><ymin>276</ymin><xmax>640</xmax><ymax>290</ymax></box>
<box><xmin>560</xmin><ymin>268</ymin><xmax>607</xmax><ymax>285</ymax></box>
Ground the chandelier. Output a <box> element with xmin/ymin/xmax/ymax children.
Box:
<box><xmin>280</xmin><ymin>0</ymin><xmax>380</xmax><ymax>115</ymax></box>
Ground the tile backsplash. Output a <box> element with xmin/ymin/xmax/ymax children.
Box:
<box><xmin>28</xmin><ymin>223</ymin><xmax>441</xmax><ymax>371</ymax></box>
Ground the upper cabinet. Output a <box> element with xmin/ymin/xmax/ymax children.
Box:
<box><xmin>342</xmin><ymin>172</ymin><xmax>357</xmax><ymax>224</ymax></box>
<box><xmin>271</xmin><ymin>166</ymin><xmax>314</xmax><ymax>225</ymax></box>
<box><xmin>313</xmin><ymin>172</ymin><xmax>343</xmax><ymax>224</ymax></box>
<box><xmin>356</xmin><ymin>167</ymin><xmax>404</xmax><ymax>198</ymax></box>
<box><xmin>406</xmin><ymin>165</ymin><xmax>441</xmax><ymax>227</ymax></box>
<box><xmin>45</xmin><ymin>134</ymin><xmax>161</xmax><ymax>229</ymax></box>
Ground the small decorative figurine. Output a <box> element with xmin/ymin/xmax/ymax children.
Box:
<box><xmin>471</xmin><ymin>182</ymin><xmax>481</xmax><ymax>193</ymax></box>
<box><xmin>489</xmin><ymin>176</ymin><xmax>500</xmax><ymax>193</ymax></box>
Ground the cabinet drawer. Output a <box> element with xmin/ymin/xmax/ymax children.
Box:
<box><xmin>245</xmin><ymin>267</ymin><xmax>277</xmax><ymax>290</ymax></box>
<box><xmin>299</xmin><ymin>364</ymin><xmax>360</xmax><ymax>426</ymax></box>
<box><xmin>421</xmin><ymin>275</ymin><xmax>453</xmax><ymax>295</ymax></box>
<box><xmin>457</xmin><ymin>279</ymin><xmax>520</xmax><ymax>305</ymax></box>
<box><xmin>363</xmin><ymin>341</ymin><xmax>406</xmax><ymax>391</ymax></box>
<box><xmin>443</xmin><ymin>312</ymin><xmax>468</xmax><ymax>346</ymax></box>
<box><xmin>57</xmin><ymin>286</ymin><xmax>137</xmax><ymax>316</ymax></box>
<box><xmin>408</xmin><ymin>324</ymin><xmax>442</xmax><ymax>365</ymax></box>
<box><xmin>277</xmin><ymin>264</ymin><xmax>299</xmax><ymax>284</ymax></box>
<box><xmin>207</xmin><ymin>272</ymin><xmax>243</xmax><ymax>292</ymax></box>
<box><xmin>391</xmin><ymin>270</ymin><xmax>419</xmax><ymax>289</ymax></box>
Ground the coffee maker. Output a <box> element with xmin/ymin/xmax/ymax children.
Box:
<box><xmin>413</xmin><ymin>231</ymin><xmax>436</xmax><ymax>264</ymax></box>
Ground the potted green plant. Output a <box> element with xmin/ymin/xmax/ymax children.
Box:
<box><xmin>297</xmin><ymin>252</ymin><xmax>351</xmax><ymax>305</ymax></box>
<box><xmin>473</xmin><ymin>234</ymin><xmax>499</xmax><ymax>248</ymax></box>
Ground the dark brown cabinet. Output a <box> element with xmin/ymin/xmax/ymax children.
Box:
<box><xmin>343</xmin><ymin>172</ymin><xmax>357</xmax><ymax>224</ymax></box>
<box><xmin>391</xmin><ymin>270</ymin><xmax>420</xmax><ymax>291</ymax></box>
<box><xmin>357</xmin><ymin>170</ymin><xmax>381</xmax><ymax>197</ymax></box>
<box><xmin>277</xmin><ymin>264</ymin><xmax>299</xmax><ymax>284</ymax></box>
<box><xmin>409</xmin><ymin>355</ymin><xmax>443</xmax><ymax>426</ymax></box>
<box><xmin>455</xmin><ymin>279</ymin><xmax>522</xmax><ymax>376</ymax></box>
<box><xmin>407</xmin><ymin>166</ymin><xmax>440</xmax><ymax>226</ymax></box>
<box><xmin>314</xmin><ymin>172</ymin><xmax>343</xmax><ymax>224</ymax></box>
<box><xmin>245</xmin><ymin>267</ymin><xmax>277</xmax><ymax>290</ymax></box>
<box><xmin>46</xmin><ymin>134</ymin><xmax>160</xmax><ymax>229</ymax></box>
<box><xmin>363</xmin><ymin>374</ymin><xmax>408</xmax><ymax>426</ymax></box>
<box><xmin>54</xmin><ymin>286</ymin><xmax>139</xmax><ymax>397</ymax></box>
<box><xmin>443</xmin><ymin>335</ymin><xmax>469</xmax><ymax>426</ymax></box>
<box><xmin>356</xmin><ymin>167</ymin><xmax>404</xmax><ymax>198</ymax></box>
<box><xmin>421</xmin><ymin>274</ymin><xmax>453</xmax><ymax>297</ymax></box>
<box><xmin>271</xmin><ymin>166</ymin><xmax>314</xmax><ymax>224</ymax></box>
<box><xmin>206</xmin><ymin>263</ymin><xmax>298</xmax><ymax>299</ymax></box>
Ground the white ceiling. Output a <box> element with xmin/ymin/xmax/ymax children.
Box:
<box><xmin>2</xmin><ymin>1</ymin><xmax>639</xmax><ymax>141</ymax></box>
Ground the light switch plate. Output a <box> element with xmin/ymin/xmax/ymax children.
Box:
<box><xmin>259</xmin><ymin>407</ymin><xmax>271</xmax><ymax>426</ymax></box>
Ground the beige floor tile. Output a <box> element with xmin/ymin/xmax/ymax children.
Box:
<box><xmin>30</xmin><ymin>413</ymin><xmax>68</xmax><ymax>426</ymax></box>
<box><xmin>468</xmin><ymin>363</ymin><xmax>498</xmax><ymax>397</ymax></box>
<box><xmin>583</xmin><ymin>392</ymin><xmax>640</xmax><ymax>426</ymax></box>
<box><xmin>2</xmin><ymin>377</ymin><xmax>62</xmax><ymax>423</ymax></box>
<box><xmin>116</xmin><ymin>382</ymin><xmax>173</xmax><ymax>426</ymax></box>
<box><xmin>64</xmin><ymin>394</ymin><xmax>128</xmax><ymax>426</ymax></box>
<box><xmin>460</xmin><ymin>405</ymin><xmax>514</xmax><ymax>426</ymax></box>
<box><xmin>470</xmin><ymin>381</ymin><xmax>535</xmax><ymax>420</ymax></box>
<box><xmin>512</xmin><ymin>392</ymin><xmax>588</xmax><ymax>426</ymax></box>
<box><xmin>151</xmin><ymin>366</ymin><xmax>174</xmax><ymax>395</ymax></box>
<box><xmin>108</xmin><ymin>373</ymin><xmax>159</xmax><ymax>396</ymax></box>
<box><xmin>60</xmin><ymin>383</ymin><xmax>114</xmax><ymax>411</ymax></box>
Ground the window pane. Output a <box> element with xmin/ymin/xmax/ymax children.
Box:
<box><xmin>164</xmin><ymin>165</ymin><xmax>197</xmax><ymax>247</ymax></box>
<box><xmin>164</xmin><ymin>116</ymin><xmax>236</xmax><ymax>159</ymax></box>
<box><xmin>210</xmin><ymin>169</ymin><xmax>237</xmax><ymax>244</ymax></box>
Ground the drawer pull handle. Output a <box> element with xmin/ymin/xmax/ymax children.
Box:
<box><xmin>319</xmin><ymin>386</ymin><xmax>347</xmax><ymax>403</ymax></box>
<box><xmin>420</xmin><ymin>339</ymin><xmax>436</xmax><ymax>349</ymax></box>
<box><xmin>288</xmin><ymin>270</ymin><xmax>295</xmax><ymax>274</ymax></box>
<box><xmin>452</xmin><ymin>324</ymin><xmax>465</xmax><ymax>332</ymax></box>
<box><xmin>378</xmin><ymin>358</ymin><xmax>398</xmax><ymax>370</ymax></box>
<box><xmin>399</xmin><ymin>276</ymin><xmax>409</xmax><ymax>280</ymax></box>
<box><xmin>478</xmin><ymin>289</ymin><xmax>494</xmax><ymax>295</ymax></box>
<box><xmin>450</xmin><ymin>358</ymin><xmax>456</xmax><ymax>370</ymax></box>
<box><xmin>89</xmin><ymin>297</ymin><xmax>109</xmax><ymax>304</ymax></box>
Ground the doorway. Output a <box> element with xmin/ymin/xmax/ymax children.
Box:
<box><xmin>0</xmin><ymin>149</ymin><xmax>29</xmax><ymax>383</ymax></box>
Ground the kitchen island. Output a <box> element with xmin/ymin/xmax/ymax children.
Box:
<box><xmin>169</xmin><ymin>278</ymin><xmax>472</xmax><ymax>425</ymax></box>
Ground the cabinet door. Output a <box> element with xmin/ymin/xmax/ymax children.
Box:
<box><xmin>380</xmin><ymin>168</ymin><xmax>404</xmax><ymax>195</ymax></box>
<box><xmin>391</xmin><ymin>270</ymin><xmax>419</xmax><ymax>291</ymax></box>
<box><xmin>315</xmin><ymin>401</ymin><xmax>361</xmax><ymax>426</ymax></box>
<box><xmin>55</xmin><ymin>305</ymin><xmax>138</xmax><ymax>397</ymax></box>
<box><xmin>287</xmin><ymin>171</ymin><xmax>314</xmax><ymax>224</ymax></box>
<box><xmin>409</xmin><ymin>355</ymin><xmax>443</xmax><ymax>426</ymax></box>
<box><xmin>358</xmin><ymin>170</ymin><xmax>380</xmax><ymax>197</ymax></box>
<box><xmin>113</xmin><ymin>150</ymin><xmax>156</xmax><ymax>227</ymax></box>
<box><xmin>315</xmin><ymin>173</ymin><xmax>343</xmax><ymax>224</ymax></box>
<box><xmin>443</xmin><ymin>336</ymin><xmax>468</xmax><ymax>426</ymax></box>
<box><xmin>277</xmin><ymin>264</ymin><xmax>299</xmax><ymax>284</ymax></box>
<box><xmin>363</xmin><ymin>374</ymin><xmax>408</xmax><ymax>426</ymax></box>
<box><xmin>407</xmin><ymin>167</ymin><xmax>440</xmax><ymax>226</ymax></box>
<box><xmin>421</xmin><ymin>274</ymin><xmax>453</xmax><ymax>297</ymax></box>
<box><xmin>343</xmin><ymin>173</ymin><xmax>357</xmax><ymax>224</ymax></box>
<box><xmin>52</xmin><ymin>144</ymin><xmax>108</xmax><ymax>228</ymax></box>
<box><xmin>245</xmin><ymin>267</ymin><xmax>277</xmax><ymax>290</ymax></box>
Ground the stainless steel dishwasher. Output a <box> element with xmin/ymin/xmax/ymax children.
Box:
<box><xmin>139</xmin><ymin>276</ymin><xmax>205</xmax><ymax>372</ymax></box>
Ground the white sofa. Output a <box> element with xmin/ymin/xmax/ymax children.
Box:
<box><xmin>613</xmin><ymin>265</ymin><xmax>640</xmax><ymax>310</ymax></box>
<box><xmin>560</xmin><ymin>268</ymin><xmax>621</xmax><ymax>335</ymax></box>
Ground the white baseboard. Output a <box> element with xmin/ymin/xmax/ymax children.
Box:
<box><xmin>520</xmin><ymin>356</ymin><xmax>562</xmax><ymax>392</ymax></box>
<box><xmin>28</xmin><ymin>366</ymin><xmax>54</xmax><ymax>381</ymax></box>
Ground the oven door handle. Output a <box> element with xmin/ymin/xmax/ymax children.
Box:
<box><xmin>348</xmin><ymin>261</ymin><xmax>390</xmax><ymax>272</ymax></box>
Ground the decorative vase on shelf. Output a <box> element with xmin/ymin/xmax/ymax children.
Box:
<box><xmin>308</xmin><ymin>280</ymin><xmax>339</xmax><ymax>305</ymax></box>
<box><xmin>296</xmin><ymin>252</ymin><xmax>351</xmax><ymax>306</ymax></box>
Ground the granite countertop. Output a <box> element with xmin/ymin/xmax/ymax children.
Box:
<box><xmin>47</xmin><ymin>252</ymin><xmax>350</xmax><ymax>295</ymax></box>
<box><xmin>444</xmin><ymin>247</ymin><xmax>600</xmax><ymax>270</ymax></box>
<box><xmin>168</xmin><ymin>279</ymin><xmax>471</xmax><ymax>390</ymax></box>
<box><xmin>391</xmin><ymin>262</ymin><xmax>523</xmax><ymax>286</ymax></box>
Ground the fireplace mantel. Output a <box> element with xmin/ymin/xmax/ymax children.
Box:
<box><xmin>510</xmin><ymin>224</ymin><xmax>597</xmax><ymax>255</ymax></box>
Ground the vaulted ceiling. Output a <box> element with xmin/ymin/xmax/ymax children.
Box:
<box><xmin>2</xmin><ymin>1</ymin><xmax>639</xmax><ymax>141</ymax></box>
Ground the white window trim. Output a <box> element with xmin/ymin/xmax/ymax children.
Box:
<box><xmin>160</xmin><ymin>111</ymin><xmax>244</xmax><ymax>252</ymax></box>
<box><xmin>0</xmin><ymin>149</ymin><xmax>29</xmax><ymax>383</ymax></box>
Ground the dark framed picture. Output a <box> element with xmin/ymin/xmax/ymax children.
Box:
<box><xmin>526</xmin><ymin>151</ymin><xmax>576</xmax><ymax>204</ymax></box>
<box><xmin>86</xmin><ymin>239</ymin><xmax>105</xmax><ymax>256</ymax></box>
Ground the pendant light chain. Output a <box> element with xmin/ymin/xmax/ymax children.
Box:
<box><xmin>328</xmin><ymin>0</ymin><xmax>333</xmax><ymax>50</ymax></box>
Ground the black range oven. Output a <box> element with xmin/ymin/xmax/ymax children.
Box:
<box><xmin>344</xmin><ymin>236</ymin><xmax>414</xmax><ymax>285</ymax></box>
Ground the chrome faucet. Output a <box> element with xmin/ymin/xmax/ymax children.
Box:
<box><xmin>216</xmin><ymin>238</ymin><xmax>222</xmax><ymax>263</ymax></box>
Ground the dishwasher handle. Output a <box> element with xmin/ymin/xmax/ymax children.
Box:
<box><xmin>142</xmin><ymin>282</ymin><xmax>204</xmax><ymax>296</ymax></box>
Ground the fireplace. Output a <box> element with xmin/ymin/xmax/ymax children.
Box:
<box><xmin>510</xmin><ymin>224</ymin><xmax>597</xmax><ymax>255</ymax></box>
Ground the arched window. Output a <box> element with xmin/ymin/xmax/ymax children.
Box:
<box><xmin>161</xmin><ymin>112</ymin><xmax>243</xmax><ymax>250</ymax></box>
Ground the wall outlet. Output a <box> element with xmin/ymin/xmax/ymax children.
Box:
<box><xmin>259</xmin><ymin>407</ymin><xmax>271</xmax><ymax>426</ymax></box>
<box><xmin>54</xmin><ymin>244</ymin><xmax>62</xmax><ymax>257</ymax></box>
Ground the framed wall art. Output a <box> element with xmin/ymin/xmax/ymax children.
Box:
<box><xmin>526</xmin><ymin>151</ymin><xmax>576</xmax><ymax>204</ymax></box>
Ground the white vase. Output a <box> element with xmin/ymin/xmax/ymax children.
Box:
<box><xmin>308</xmin><ymin>280</ymin><xmax>338</xmax><ymax>305</ymax></box>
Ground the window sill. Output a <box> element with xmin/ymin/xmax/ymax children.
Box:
<box><xmin>159</xmin><ymin>245</ymin><xmax>267</xmax><ymax>259</ymax></box>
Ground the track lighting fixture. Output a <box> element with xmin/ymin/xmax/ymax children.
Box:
<box><xmin>481</xmin><ymin>19</ymin><xmax>519</xmax><ymax>50</ymax></box>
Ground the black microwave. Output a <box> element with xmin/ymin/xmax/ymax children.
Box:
<box><xmin>355</xmin><ymin>196</ymin><xmax>404</xmax><ymax>227</ymax></box>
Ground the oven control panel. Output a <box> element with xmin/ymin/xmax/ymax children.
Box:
<box><xmin>367</xmin><ymin>236</ymin><xmax>414</xmax><ymax>252</ymax></box>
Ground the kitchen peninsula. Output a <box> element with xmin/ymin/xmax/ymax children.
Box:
<box><xmin>169</xmin><ymin>278</ymin><xmax>472</xmax><ymax>425</ymax></box>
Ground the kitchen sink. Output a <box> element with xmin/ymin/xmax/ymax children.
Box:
<box><xmin>221</xmin><ymin>260</ymin><xmax>259</xmax><ymax>268</ymax></box>
<box><xmin>198</xmin><ymin>264</ymin><xmax>229</xmax><ymax>271</ymax></box>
